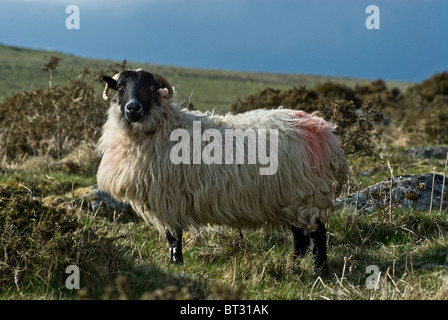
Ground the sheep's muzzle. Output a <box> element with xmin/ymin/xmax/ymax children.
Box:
<box><xmin>124</xmin><ymin>99</ymin><xmax>144</xmax><ymax>123</ymax></box>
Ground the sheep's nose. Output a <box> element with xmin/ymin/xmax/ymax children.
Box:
<box><xmin>126</xmin><ymin>100</ymin><xmax>142</xmax><ymax>113</ymax></box>
<box><xmin>124</xmin><ymin>99</ymin><xmax>144</xmax><ymax>122</ymax></box>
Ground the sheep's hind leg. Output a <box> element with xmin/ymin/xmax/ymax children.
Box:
<box><xmin>165</xmin><ymin>228</ymin><xmax>183</xmax><ymax>265</ymax></box>
<box><xmin>309</xmin><ymin>220</ymin><xmax>328</xmax><ymax>276</ymax></box>
<box><xmin>291</xmin><ymin>226</ymin><xmax>310</xmax><ymax>258</ymax></box>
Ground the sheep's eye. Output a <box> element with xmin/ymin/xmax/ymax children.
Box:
<box><xmin>117</xmin><ymin>85</ymin><xmax>124</xmax><ymax>92</ymax></box>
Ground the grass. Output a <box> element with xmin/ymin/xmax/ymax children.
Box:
<box><xmin>0</xmin><ymin>164</ymin><xmax>447</xmax><ymax>300</ymax></box>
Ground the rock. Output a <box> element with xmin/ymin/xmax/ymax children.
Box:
<box><xmin>334</xmin><ymin>173</ymin><xmax>448</xmax><ymax>213</ymax></box>
<box><xmin>82</xmin><ymin>187</ymin><xmax>132</xmax><ymax>215</ymax></box>
<box><xmin>403</xmin><ymin>146</ymin><xmax>448</xmax><ymax>159</ymax></box>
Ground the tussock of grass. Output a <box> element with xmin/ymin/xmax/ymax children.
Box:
<box><xmin>0</xmin><ymin>176</ymin><xmax>131</xmax><ymax>298</ymax></box>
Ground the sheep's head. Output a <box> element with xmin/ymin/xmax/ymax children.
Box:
<box><xmin>102</xmin><ymin>70</ymin><xmax>173</xmax><ymax>124</ymax></box>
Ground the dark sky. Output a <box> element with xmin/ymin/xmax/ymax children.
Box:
<box><xmin>1</xmin><ymin>0</ymin><xmax>447</xmax><ymax>82</ymax></box>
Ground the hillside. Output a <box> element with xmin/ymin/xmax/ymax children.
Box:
<box><xmin>1</xmin><ymin>44</ymin><xmax>447</xmax><ymax>301</ymax></box>
<box><xmin>0</xmin><ymin>44</ymin><xmax>412</xmax><ymax>114</ymax></box>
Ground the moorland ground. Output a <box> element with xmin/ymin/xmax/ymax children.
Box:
<box><xmin>0</xmin><ymin>45</ymin><xmax>447</xmax><ymax>300</ymax></box>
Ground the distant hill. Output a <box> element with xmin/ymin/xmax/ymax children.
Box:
<box><xmin>0</xmin><ymin>44</ymin><xmax>412</xmax><ymax>113</ymax></box>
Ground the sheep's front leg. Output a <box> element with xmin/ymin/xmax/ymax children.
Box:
<box><xmin>309</xmin><ymin>220</ymin><xmax>328</xmax><ymax>275</ymax></box>
<box><xmin>291</xmin><ymin>226</ymin><xmax>310</xmax><ymax>258</ymax></box>
<box><xmin>165</xmin><ymin>228</ymin><xmax>183</xmax><ymax>264</ymax></box>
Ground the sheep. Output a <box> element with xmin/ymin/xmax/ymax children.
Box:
<box><xmin>97</xmin><ymin>69</ymin><xmax>349</xmax><ymax>274</ymax></box>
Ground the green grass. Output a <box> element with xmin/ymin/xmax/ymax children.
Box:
<box><xmin>0</xmin><ymin>167</ymin><xmax>447</xmax><ymax>300</ymax></box>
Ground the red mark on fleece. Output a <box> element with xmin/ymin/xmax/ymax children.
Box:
<box><xmin>292</xmin><ymin>111</ymin><xmax>336</xmax><ymax>169</ymax></box>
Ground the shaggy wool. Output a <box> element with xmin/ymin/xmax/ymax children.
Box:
<box><xmin>97</xmin><ymin>97</ymin><xmax>349</xmax><ymax>234</ymax></box>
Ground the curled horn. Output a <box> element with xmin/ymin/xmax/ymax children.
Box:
<box><xmin>102</xmin><ymin>73</ymin><xmax>120</xmax><ymax>101</ymax></box>
<box><xmin>153</xmin><ymin>74</ymin><xmax>174</xmax><ymax>99</ymax></box>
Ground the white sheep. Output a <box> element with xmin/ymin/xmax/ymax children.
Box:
<box><xmin>97</xmin><ymin>70</ymin><xmax>349</xmax><ymax>274</ymax></box>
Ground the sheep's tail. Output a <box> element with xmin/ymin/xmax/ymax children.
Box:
<box><xmin>329</xmin><ymin>145</ymin><xmax>350</xmax><ymax>195</ymax></box>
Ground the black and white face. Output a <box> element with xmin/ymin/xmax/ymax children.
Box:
<box><xmin>102</xmin><ymin>70</ymin><xmax>172</xmax><ymax>124</ymax></box>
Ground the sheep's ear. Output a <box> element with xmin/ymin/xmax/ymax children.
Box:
<box><xmin>102</xmin><ymin>76</ymin><xmax>119</xmax><ymax>101</ymax></box>
<box><xmin>102</xmin><ymin>76</ymin><xmax>118</xmax><ymax>90</ymax></box>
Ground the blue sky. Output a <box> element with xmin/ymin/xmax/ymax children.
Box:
<box><xmin>1</xmin><ymin>0</ymin><xmax>447</xmax><ymax>83</ymax></box>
